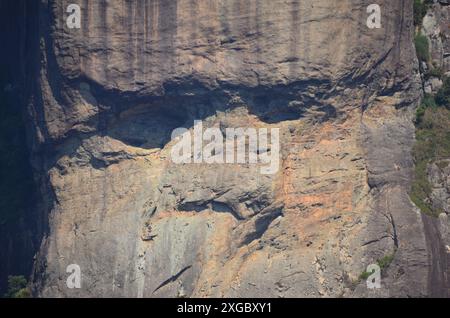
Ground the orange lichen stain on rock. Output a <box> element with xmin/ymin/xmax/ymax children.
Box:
<box><xmin>152</xmin><ymin>210</ymin><xmax>194</xmax><ymax>222</ymax></box>
<box><xmin>192</xmin><ymin>215</ymin><xmax>240</xmax><ymax>297</ymax></box>
<box><xmin>278</xmin><ymin>120</ymin><xmax>356</xmax><ymax>241</ymax></box>
<box><xmin>202</xmin><ymin>215</ymin><xmax>235</xmax><ymax>266</ymax></box>
<box><xmin>280</xmin><ymin>154</ymin><xmax>297</xmax><ymax>197</ymax></box>
<box><xmin>362</xmin><ymin>98</ymin><xmax>401</xmax><ymax>126</ymax></box>
<box><xmin>284</xmin><ymin>184</ymin><xmax>353</xmax><ymax>217</ymax></box>
<box><xmin>223</xmin><ymin>248</ymin><xmax>267</xmax><ymax>292</ymax></box>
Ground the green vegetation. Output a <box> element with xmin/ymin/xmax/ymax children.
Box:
<box><xmin>377</xmin><ymin>253</ymin><xmax>395</xmax><ymax>271</ymax></box>
<box><xmin>413</xmin><ymin>1</ymin><xmax>436</xmax><ymax>77</ymax></box>
<box><xmin>415</xmin><ymin>94</ymin><xmax>436</xmax><ymax>124</ymax></box>
<box><xmin>412</xmin><ymin>1</ymin><xmax>444</xmax><ymax>81</ymax></box>
<box><xmin>411</xmin><ymin>87</ymin><xmax>450</xmax><ymax>217</ymax></box>
<box><xmin>411</xmin><ymin>1</ymin><xmax>450</xmax><ymax>217</ymax></box>
<box><xmin>426</xmin><ymin>66</ymin><xmax>444</xmax><ymax>80</ymax></box>
<box><xmin>414</xmin><ymin>0</ymin><xmax>432</xmax><ymax>27</ymax></box>
<box><xmin>358</xmin><ymin>270</ymin><xmax>372</xmax><ymax>282</ymax></box>
<box><xmin>356</xmin><ymin>251</ymin><xmax>396</xmax><ymax>285</ymax></box>
<box><xmin>4</xmin><ymin>276</ymin><xmax>30</xmax><ymax>298</ymax></box>
<box><xmin>435</xmin><ymin>77</ymin><xmax>450</xmax><ymax>107</ymax></box>
<box><xmin>415</xmin><ymin>33</ymin><xmax>430</xmax><ymax>63</ymax></box>
<box><xmin>437</xmin><ymin>160</ymin><xmax>449</xmax><ymax>170</ymax></box>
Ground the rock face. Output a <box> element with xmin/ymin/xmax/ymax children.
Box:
<box><xmin>422</xmin><ymin>1</ymin><xmax>450</xmax><ymax>75</ymax></box>
<box><xmin>429</xmin><ymin>161</ymin><xmax>450</xmax><ymax>215</ymax></box>
<box><xmin>420</xmin><ymin>1</ymin><xmax>450</xmax><ymax>297</ymax></box>
<box><xmin>17</xmin><ymin>0</ymin><xmax>448</xmax><ymax>297</ymax></box>
<box><xmin>422</xmin><ymin>1</ymin><xmax>450</xmax><ymax>94</ymax></box>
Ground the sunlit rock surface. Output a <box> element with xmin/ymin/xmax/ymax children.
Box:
<box><xmin>15</xmin><ymin>0</ymin><xmax>449</xmax><ymax>297</ymax></box>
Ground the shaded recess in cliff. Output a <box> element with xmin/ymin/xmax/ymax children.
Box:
<box><xmin>0</xmin><ymin>0</ymin><xmax>41</xmax><ymax>295</ymax></box>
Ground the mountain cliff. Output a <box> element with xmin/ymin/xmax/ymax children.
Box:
<box><xmin>1</xmin><ymin>0</ymin><xmax>449</xmax><ymax>297</ymax></box>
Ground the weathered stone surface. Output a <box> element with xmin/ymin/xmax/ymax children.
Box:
<box><xmin>422</xmin><ymin>1</ymin><xmax>450</xmax><ymax>73</ymax></box>
<box><xmin>424</xmin><ymin>76</ymin><xmax>443</xmax><ymax>94</ymax></box>
<box><xmin>417</xmin><ymin>1</ymin><xmax>450</xmax><ymax>298</ymax></box>
<box><xmin>427</xmin><ymin>161</ymin><xmax>450</xmax><ymax>287</ymax></box>
<box><xmin>429</xmin><ymin>160</ymin><xmax>450</xmax><ymax>215</ymax></box>
<box><xmin>21</xmin><ymin>0</ymin><xmax>448</xmax><ymax>297</ymax></box>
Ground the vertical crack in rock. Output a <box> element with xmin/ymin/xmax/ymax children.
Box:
<box><xmin>152</xmin><ymin>265</ymin><xmax>192</xmax><ymax>294</ymax></box>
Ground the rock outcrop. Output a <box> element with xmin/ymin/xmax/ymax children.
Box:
<box><xmin>428</xmin><ymin>161</ymin><xmax>450</xmax><ymax>215</ymax></box>
<box><xmin>422</xmin><ymin>0</ymin><xmax>450</xmax><ymax>94</ymax></box>
<box><xmin>419</xmin><ymin>1</ymin><xmax>450</xmax><ymax>296</ymax></box>
<box><xmin>422</xmin><ymin>0</ymin><xmax>450</xmax><ymax>74</ymax></box>
<box><xmin>9</xmin><ymin>0</ymin><xmax>448</xmax><ymax>297</ymax></box>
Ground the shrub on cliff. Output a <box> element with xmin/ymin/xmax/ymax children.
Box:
<box><xmin>4</xmin><ymin>275</ymin><xmax>30</xmax><ymax>298</ymax></box>
<box><xmin>415</xmin><ymin>94</ymin><xmax>436</xmax><ymax>124</ymax></box>
<box><xmin>415</xmin><ymin>33</ymin><xmax>430</xmax><ymax>62</ymax></box>
<box><xmin>411</xmin><ymin>105</ymin><xmax>450</xmax><ymax>217</ymax></box>
<box><xmin>436</xmin><ymin>77</ymin><xmax>450</xmax><ymax>108</ymax></box>
<box><xmin>414</xmin><ymin>0</ymin><xmax>431</xmax><ymax>27</ymax></box>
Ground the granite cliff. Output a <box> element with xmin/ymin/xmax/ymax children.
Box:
<box><xmin>2</xmin><ymin>0</ymin><xmax>449</xmax><ymax>297</ymax></box>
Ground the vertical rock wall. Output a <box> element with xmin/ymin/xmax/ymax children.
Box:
<box><xmin>4</xmin><ymin>0</ymin><xmax>447</xmax><ymax>297</ymax></box>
